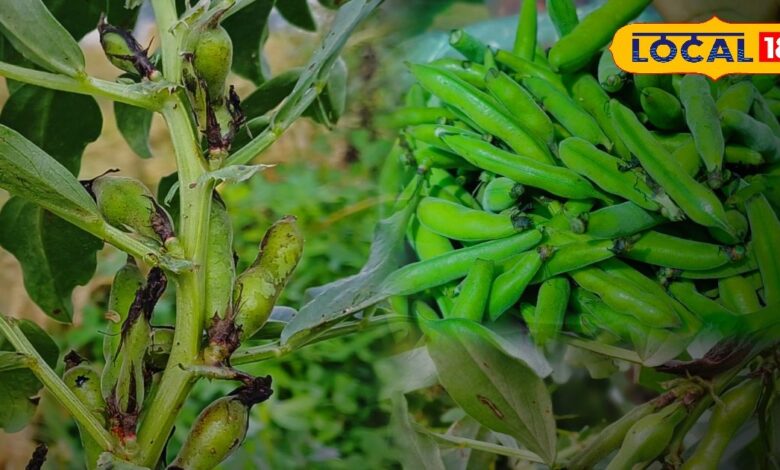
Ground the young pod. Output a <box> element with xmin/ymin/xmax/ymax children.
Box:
<box><xmin>597</xmin><ymin>48</ymin><xmax>626</xmax><ymax>93</ymax></box>
<box><xmin>417</xmin><ymin>196</ymin><xmax>529</xmax><ymax>242</ymax></box>
<box><xmin>488</xmin><ymin>246</ymin><xmax>551</xmax><ymax>320</ymax></box>
<box><xmin>620</xmin><ymin>231</ymin><xmax>745</xmax><ymax>271</ymax></box>
<box><xmin>533</xmin><ymin>277</ymin><xmax>570</xmax><ymax>345</ymax></box>
<box><xmin>147</xmin><ymin>327</ymin><xmax>175</xmax><ymax>372</ymax></box>
<box><xmin>480</xmin><ymin>176</ymin><xmax>524</xmax><ymax>213</ymax></box>
<box><xmin>606</xmin><ymin>403</ymin><xmax>687</xmax><ymax>470</ymax></box>
<box><xmin>193</xmin><ymin>25</ymin><xmax>233</xmax><ymax>103</ymax></box>
<box><xmin>103</xmin><ymin>257</ymin><xmax>145</xmax><ymax>365</ymax></box>
<box><xmin>449</xmin><ymin>259</ymin><xmax>493</xmax><ymax>322</ymax></box>
<box><xmin>233</xmin><ymin>216</ymin><xmax>304</xmax><ymax>341</ymax></box>
<box><xmin>640</xmin><ymin>87</ymin><xmax>685</xmax><ymax>131</ymax></box>
<box><xmin>169</xmin><ymin>377</ymin><xmax>273</xmax><ymax>470</ymax></box>
<box><xmin>64</xmin><ymin>359</ymin><xmax>106</xmax><ymax>470</ymax></box>
<box><xmin>86</xmin><ymin>174</ymin><xmax>174</xmax><ymax>243</ymax></box>
<box><xmin>98</xmin><ymin>16</ymin><xmax>157</xmax><ymax>79</ymax></box>
<box><xmin>204</xmin><ymin>194</ymin><xmax>235</xmax><ymax>322</ymax></box>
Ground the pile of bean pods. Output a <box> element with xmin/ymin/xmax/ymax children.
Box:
<box><xmin>380</xmin><ymin>0</ymin><xmax>780</xmax><ymax>366</ymax></box>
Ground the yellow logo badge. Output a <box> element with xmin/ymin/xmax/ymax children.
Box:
<box><xmin>610</xmin><ymin>17</ymin><xmax>780</xmax><ymax>80</ymax></box>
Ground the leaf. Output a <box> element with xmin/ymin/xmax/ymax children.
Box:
<box><xmin>114</xmin><ymin>102</ymin><xmax>153</xmax><ymax>159</ymax></box>
<box><xmin>0</xmin><ymin>0</ymin><xmax>85</xmax><ymax>76</ymax></box>
<box><xmin>0</xmin><ymin>318</ymin><xmax>59</xmax><ymax>432</ymax></box>
<box><xmin>198</xmin><ymin>164</ymin><xmax>272</xmax><ymax>186</ymax></box>
<box><xmin>276</xmin><ymin>0</ymin><xmax>317</xmax><ymax>31</ymax></box>
<box><xmin>0</xmin><ymin>197</ymin><xmax>102</xmax><ymax>321</ymax></box>
<box><xmin>304</xmin><ymin>56</ymin><xmax>348</xmax><ymax>126</ymax></box>
<box><xmin>223</xmin><ymin>0</ymin><xmax>274</xmax><ymax>84</ymax></box>
<box><xmin>242</xmin><ymin>68</ymin><xmax>303</xmax><ymax>119</ymax></box>
<box><xmin>250</xmin><ymin>306</ymin><xmax>298</xmax><ymax>340</ymax></box>
<box><xmin>0</xmin><ymin>124</ymin><xmax>101</xmax><ymax>224</ymax></box>
<box><xmin>43</xmin><ymin>0</ymin><xmax>139</xmax><ymax>40</ymax></box>
<box><xmin>157</xmin><ymin>172</ymin><xmax>180</xmax><ymax>225</ymax></box>
<box><xmin>280</xmin><ymin>177</ymin><xmax>419</xmax><ymax>345</ymax></box>
<box><xmin>273</xmin><ymin>0</ymin><xmax>380</xmax><ymax>128</ymax></box>
<box><xmin>375</xmin><ymin>347</ymin><xmax>438</xmax><ymax>399</ymax></box>
<box><xmin>0</xmin><ymin>351</ymin><xmax>29</xmax><ymax>372</ymax></box>
<box><xmin>421</xmin><ymin>318</ymin><xmax>557</xmax><ymax>465</ymax></box>
<box><xmin>1</xmin><ymin>85</ymin><xmax>102</xmax><ymax>175</ymax></box>
<box><xmin>391</xmin><ymin>393</ymin><xmax>446</xmax><ymax>470</ymax></box>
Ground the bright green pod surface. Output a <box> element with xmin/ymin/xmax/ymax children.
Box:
<box><xmin>640</xmin><ymin>87</ymin><xmax>685</xmax><ymax>131</ymax></box>
<box><xmin>92</xmin><ymin>175</ymin><xmax>162</xmax><ymax>240</ymax></box>
<box><xmin>621</xmin><ymin>231</ymin><xmax>743</xmax><ymax>271</ymax></box>
<box><xmin>719</xmin><ymin>275</ymin><xmax>762</xmax><ymax>314</ymax></box>
<box><xmin>597</xmin><ymin>49</ymin><xmax>625</xmax><ymax>93</ymax></box>
<box><xmin>533</xmin><ymin>277</ymin><xmax>570</xmax><ymax>345</ymax></box>
<box><xmin>568</xmin><ymin>73</ymin><xmax>631</xmax><ymax>160</ymax></box>
<box><xmin>410</xmin><ymin>64</ymin><xmax>554</xmax><ymax>164</ymax></box>
<box><xmin>488</xmin><ymin>249</ymin><xmax>545</xmax><ymax>320</ymax></box>
<box><xmin>610</xmin><ymin>100</ymin><xmax>734</xmax><ymax>234</ymax></box>
<box><xmin>193</xmin><ymin>26</ymin><xmax>233</xmax><ymax>102</ymax></box>
<box><xmin>417</xmin><ymin>196</ymin><xmax>525</xmax><ymax>242</ymax></box>
<box><xmin>383</xmin><ymin>230</ymin><xmax>543</xmax><ymax>296</ymax></box>
<box><xmin>547</xmin><ymin>0</ymin><xmax>579</xmax><ymax>37</ymax></box>
<box><xmin>523</xmin><ymin>77</ymin><xmax>610</xmax><ymax>149</ymax></box>
<box><xmin>671</xmin><ymin>141</ymin><xmax>703</xmax><ymax>178</ymax></box>
<box><xmin>449</xmin><ymin>259</ymin><xmax>494</xmax><ymax>322</ymax></box>
<box><xmin>513</xmin><ymin>0</ymin><xmax>537</xmax><ymax>60</ymax></box>
<box><xmin>716</xmin><ymin>81</ymin><xmax>755</xmax><ymax>114</ymax></box>
<box><xmin>721</xmin><ymin>109</ymin><xmax>780</xmax><ymax>163</ymax></box>
<box><xmin>442</xmin><ymin>134</ymin><xmax>606</xmax><ymax>200</ymax></box>
<box><xmin>449</xmin><ymin>29</ymin><xmax>487</xmax><ymax>63</ymax></box>
<box><xmin>679</xmin><ymin>75</ymin><xmax>725</xmax><ymax>186</ymax></box>
<box><xmin>429</xmin><ymin>58</ymin><xmax>490</xmax><ymax>89</ymax></box>
<box><xmin>204</xmin><ymin>195</ymin><xmax>235</xmax><ymax>321</ymax></box>
<box><xmin>586</xmin><ymin>202</ymin><xmax>665</xmax><ymax>239</ymax></box>
<box><xmin>548</xmin><ymin>0</ymin><xmax>651</xmax><ymax>73</ymax></box>
<box><xmin>410</xmin><ymin>217</ymin><xmax>454</xmax><ymax>261</ymax></box>
<box><xmin>485</xmin><ymin>68</ymin><xmax>554</xmax><ymax>144</ymax></box>
<box><xmin>480</xmin><ymin>176</ymin><xmax>524</xmax><ymax>213</ymax></box>
<box><xmin>745</xmin><ymin>194</ymin><xmax>780</xmax><ymax>305</ymax></box>
<box><xmin>494</xmin><ymin>49</ymin><xmax>566</xmax><ymax>91</ymax></box>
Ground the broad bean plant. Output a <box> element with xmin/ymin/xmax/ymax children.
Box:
<box><xmin>0</xmin><ymin>0</ymin><xmax>388</xmax><ymax>468</ymax></box>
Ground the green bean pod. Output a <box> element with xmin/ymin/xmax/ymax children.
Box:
<box><xmin>679</xmin><ymin>75</ymin><xmax>725</xmax><ymax>187</ymax></box>
<box><xmin>547</xmin><ymin>0</ymin><xmax>579</xmax><ymax>37</ymax></box>
<box><xmin>752</xmin><ymin>92</ymin><xmax>780</xmax><ymax>137</ymax></box>
<box><xmin>752</xmin><ymin>74</ymin><xmax>776</xmax><ymax>93</ymax></box>
<box><xmin>721</xmin><ymin>109</ymin><xmax>780</xmax><ymax>163</ymax></box>
<box><xmin>381</xmin><ymin>107</ymin><xmax>454</xmax><ymax>128</ymax></box>
<box><xmin>640</xmin><ymin>87</ymin><xmax>685</xmax><ymax>131</ymax></box>
<box><xmin>382</xmin><ymin>230</ymin><xmax>543</xmax><ymax>296</ymax></box>
<box><xmin>413</xmin><ymin>145</ymin><xmax>472</xmax><ymax>171</ymax></box>
<box><xmin>548</xmin><ymin>0</ymin><xmax>652</xmax><ymax>72</ymax></box>
<box><xmin>522</xmin><ymin>77</ymin><xmax>611</xmax><ymax>149</ymax></box>
<box><xmin>404</xmin><ymin>124</ymin><xmax>481</xmax><ymax>152</ymax></box>
<box><xmin>427</xmin><ymin>168</ymin><xmax>481</xmax><ymax>210</ymax></box>
<box><xmin>606</xmin><ymin>403</ymin><xmax>686</xmax><ymax>470</ymax></box>
<box><xmin>484</xmin><ymin>68</ymin><xmax>554</xmax><ymax>144</ymax></box>
<box><xmin>234</xmin><ymin>216</ymin><xmax>304</xmax><ymax>341</ymax></box>
<box><xmin>719</xmin><ymin>275</ymin><xmax>761</xmax><ymax>314</ymax></box>
<box><xmin>442</xmin><ymin>134</ymin><xmax>606</xmax><ymax>200</ymax></box>
<box><xmin>610</xmin><ymin>100</ymin><xmax>735</xmax><ymax>234</ymax></box>
<box><xmin>410</xmin><ymin>64</ymin><xmax>554</xmax><ymax>164</ymax></box>
<box><xmin>586</xmin><ymin>202</ymin><xmax>665</xmax><ymax>239</ymax></box>
<box><xmin>533</xmin><ymin>277</ymin><xmax>570</xmax><ymax>345</ymax></box>
<box><xmin>64</xmin><ymin>363</ymin><xmax>106</xmax><ymax>470</ymax></box>
<box><xmin>652</xmin><ymin>131</ymin><xmax>693</xmax><ymax>153</ymax></box>
<box><xmin>409</xmin><ymin>216</ymin><xmax>454</xmax><ymax>261</ymax></box>
<box><xmin>429</xmin><ymin>58</ymin><xmax>489</xmax><ymax>89</ymax></box>
<box><xmin>570</xmin><ymin>287</ymin><xmax>632</xmax><ymax>340</ymax></box>
<box><xmin>513</xmin><ymin>0</ymin><xmax>537</xmax><ymax>60</ymax></box>
<box><xmin>745</xmin><ymin>194</ymin><xmax>780</xmax><ymax>304</ymax></box>
<box><xmin>558</xmin><ymin>137</ymin><xmax>659</xmax><ymax>211</ymax></box>
<box><xmin>724</xmin><ymin>145</ymin><xmax>764</xmax><ymax>166</ymax></box>
<box><xmin>488</xmin><ymin>247</ymin><xmax>548</xmax><ymax>320</ymax></box>
<box><xmin>597</xmin><ymin>49</ymin><xmax>626</xmax><ymax>93</ymax></box>
<box><xmin>668</xmin><ymin>281</ymin><xmax>736</xmax><ymax>332</ymax></box>
<box><xmin>204</xmin><ymin>194</ymin><xmax>235</xmax><ymax>321</ymax></box>
<box><xmin>103</xmin><ymin>257</ymin><xmax>144</xmax><ymax>365</ymax></box>
<box><xmin>570</xmin><ymin>266</ymin><xmax>679</xmax><ymax>328</ymax></box>
<box><xmin>680</xmin><ymin>379</ymin><xmax>763</xmax><ymax>470</ymax></box>
<box><xmin>417</xmin><ymin>196</ymin><xmax>528</xmax><ymax>242</ymax></box>
<box><xmin>480</xmin><ymin>176</ymin><xmax>524</xmax><ymax>213</ymax></box>
<box><xmin>568</xmin><ymin>73</ymin><xmax>631</xmax><ymax>159</ymax></box>
<box><xmin>449</xmin><ymin>29</ymin><xmax>486</xmax><ymax>63</ymax></box>
<box><xmin>494</xmin><ymin>49</ymin><xmax>566</xmax><ymax>91</ymax></box>
<box><xmin>449</xmin><ymin>259</ymin><xmax>494</xmax><ymax>322</ymax></box>
<box><xmin>715</xmin><ymin>81</ymin><xmax>755</xmax><ymax>114</ymax></box>
<box><xmin>708</xmin><ymin>209</ymin><xmax>748</xmax><ymax>245</ymax></box>
<box><xmin>621</xmin><ymin>231</ymin><xmax>744</xmax><ymax>271</ymax></box>
<box><xmin>192</xmin><ymin>25</ymin><xmax>233</xmax><ymax>102</ymax></box>
<box><xmin>535</xmin><ymin>239</ymin><xmax>617</xmax><ymax>282</ymax></box>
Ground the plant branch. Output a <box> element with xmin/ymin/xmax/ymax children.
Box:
<box><xmin>0</xmin><ymin>315</ymin><xmax>115</xmax><ymax>453</ymax></box>
<box><xmin>151</xmin><ymin>0</ymin><xmax>183</xmax><ymax>84</ymax></box>
<box><xmin>232</xmin><ymin>315</ymin><xmax>412</xmax><ymax>365</ymax></box>
<box><xmin>415</xmin><ymin>424</ymin><xmax>545</xmax><ymax>464</ymax></box>
<box><xmin>561</xmin><ymin>336</ymin><xmax>643</xmax><ymax>364</ymax></box>
<box><xmin>98</xmin><ymin>223</ymin><xmax>193</xmax><ymax>274</ymax></box>
<box><xmin>0</xmin><ymin>61</ymin><xmax>162</xmax><ymax>110</ymax></box>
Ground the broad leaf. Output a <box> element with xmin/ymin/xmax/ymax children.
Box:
<box><xmin>115</xmin><ymin>101</ymin><xmax>153</xmax><ymax>159</ymax></box>
<box><xmin>276</xmin><ymin>0</ymin><xmax>317</xmax><ymax>31</ymax></box>
<box><xmin>44</xmin><ymin>0</ymin><xmax>139</xmax><ymax>41</ymax></box>
<box><xmin>280</xmin><ymin>177</ymin><xmax>419</xmax><ymax>344</ymax></box>
<box><xmin>1</xmin><ymin>85</ymin><xmax>102</xmax><ymax>175</ymax></box>
<box><xmin>0</xmin><ymin>124</ymin><xmax>101</xmax><ymax>224</ymax></box>
<box><xmin>391</xmin><ymin>393</ymin><xmax>446</xmax><ymax>470</ymax></box>
<box><xmin>0</xmin><ymin>198</ymin><xmax>102</xmax><ymax>321</ymax></box>
<box><xmin>422</xmin><ymin>318</ymin><xmax>557</xmax><ymax>465</ymax></box>
<box><xmin>242</xmin><ymin>68</ymin><xmax>303</xmax><ymax>119</ymax></box>
<box><xmin>0</xmin><ymin>0</ymin><xmax>85</xmax><ymax>76</ymax></box>
<box><xmin>223</xmin><ymin>0</ymin><xmax>274</xmax><ymax>84</ymax></box>
<box><xmin>376</xmin><ymin>347</ymin><xmax>438</xmax><ymax>399</ymax></box>
<box><xmin>0</xmin><ymin>318</ymin><xmax>59</xmax><ymax>432</ymax></box>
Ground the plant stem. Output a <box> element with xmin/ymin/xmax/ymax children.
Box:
<box><xmin>99</xmin><ymin>223</ymin><xmax>193</xmax><ymax>274</ymax></box>
<box><xmin>0</xmin><ymin>315</ymin><xmax>115</xmax><ymax>453</ymax></box>
<box><xmin>0</xmin><ymin>61</ymin><xmax>161</xmax><ymax>110</ymax></box>
<box><xmin>151</xmin><ymin>0</ymin><xmax>183</xmax><ymax>84</ymax></box>
<box><xmin>416</xmin><ymin>424</ymin><xmax>545</xmax><ymax>464</ymax></box>
<box><xmin>561</xmin><ymin>336</ymin><xmax>643</xmax><ymax>364</ymax></box>
<box><xmin>232</xmin><ymin>315</ymin><xmax>412</xmax><ymax>365</ymax></box>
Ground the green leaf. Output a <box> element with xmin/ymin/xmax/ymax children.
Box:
<box><xmin>43</xmin><ymin>0</ymin><xmax>139</xmax><ymax>41</ymax></box>
<box><xmin>422</xmin><ymin>318</ymin><xmax>557</xmax><ymax>465</ymax></box>
<box><xmin>0</xmin><ymin>318</ymin><xmax>58</xmax><ymax>432</ymax></box>
<box><xmin>280</xmin><ymin>177</ymin><xmax>419</xmax><ymax>345</ymax></box>
<box><xmin>441</xmin><ymin>417</ymin><xmax>498</xmax><ymax>470</ymax></box>
<box><xmin>376</xmin><ymin>347</ymin><xmax>438</xmax><ymax>399</ymax></box>
<box><xmin>223</xmin><ymin>0</ymin><xmax>274</xmax><ymax>84</ymax></box>
<box><xmin>0</xmin><ymin>124</ymin><xmax>101</xmax><ymax>224</ymax></box>
<box><xmin>0</xmin><ymin>351</ymin><xmax>29</xmax><ymax>372</ymax></box>
<box><xmin>276</xmin><ymin>0</ymin><xmax>317</xmax><ymax>31</ymax></box>
<box><xmin>114</xmin><ymin>102</ymin><xmax>153</xmax><ymax>159</ymax></box>
<box><xmin>1</xmin><ymin>84</ymin><xmax>102</xmax><ymax>175</ymax></box>
<box><xmin>242</xmin><ymin>68</ymin><xmax>303</xmax><ymax>119</ymax></box>
<box><xmin>0</xmin><ymin>0</ymin><xmax>85</xmax><ymax>76</ymax></box>
<box><xmin>157</xmin><ymin>172</ymin><xmax>180</xmax><ymax>226</ymax></box>
<box><xmin>304</xmin><ymin>56</ymin><xmax>348</xmax><ymax>126</ymax></box>
<box><xmin>198</xmin><ymin>164</ymin><xmax>272</xmax><ymax>186</ymax></box>
<box><xmin>391</xmin><ymin>393</ymin><xmax>446</xmax><ymax>470</ymax></box>
<box><xmin>273</xmin><ymin>0</ymin><xmax>380</xmax><ymax>128</ymax></box>
<box><xmin>0</xmin><ymin>197</ymin><xmax>102</xmax><ymax>322</ymax></box>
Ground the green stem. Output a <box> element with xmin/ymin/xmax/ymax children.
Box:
<box><xmin>224</xmin><ymin>126</ymin><xmax>278</xmax><ymax>166</ymax></box>
<box><xmin>0</xmin><ymin>61</ymin><xmax>161</xmax><ymax>110</ymax></box>
<box><xmin>135</xmin><ymin>92</ymin><xmax>211</xmax><ymax>466</ymax></box>
<box><xmin>0</xmin><ymin>315</ymin><xmax>115</xmax><ymax>453</ymax></box>
<box><xmin>99</xmin><ymin>223</ymin><xmax>193</xmax><ymax>274</ymax></box>
<box><xmin>416</xmin><ymin>424</ymin><xmax>545</xmax><ymax>464</ymax></box>
<box><xmin>151</xmin><ymin>0</ymin><xmax>183</xmax><ymax>84</ymax></box>
<box><xmin>561</xmin><ymin>336</ymin><xmax>643</xmax><ymax>364</ymax></box>
<box><xmin>232</xmin><ymin>315</ymin><xmax>412</xmax><ymax>365</ymax></box>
